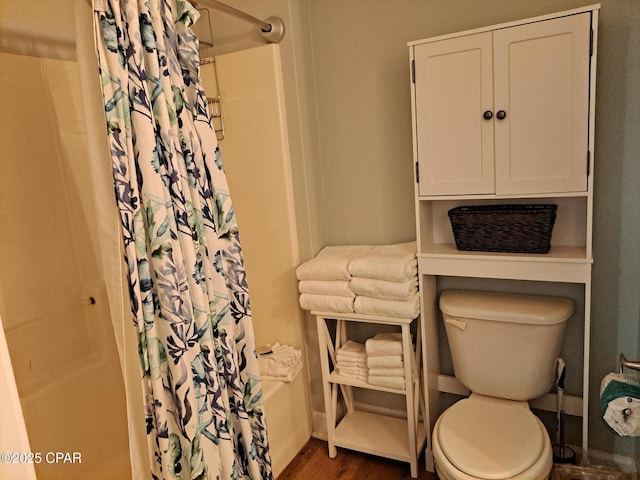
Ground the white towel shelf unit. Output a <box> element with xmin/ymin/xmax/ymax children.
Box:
<box><xmin>314</xmin><ymin>311</ymin><xmax>427</xmax><ymax>478</ymax></box>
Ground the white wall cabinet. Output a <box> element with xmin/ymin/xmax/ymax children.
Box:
<box><xmin>413</xmin><ymin>12</ymin><xmax>592</xmax><ymax>197</ymax></box>
<box><xmin>408</xmin><ymin>5</ymin><xmax>599</xmax><ymax>472</ymax></box>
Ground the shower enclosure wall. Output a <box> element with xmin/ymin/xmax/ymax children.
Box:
<box><xmin>0</xmin><ymin>52</ymin><xmax>131</xmax><ymax>480</ymax></box>
<box><xmin>201</xmin><ymin>43</ymin><xmax>313</xmax><ymax>478</ymax></box>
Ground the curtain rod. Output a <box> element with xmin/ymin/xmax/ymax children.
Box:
<box><xmin>191</xmin><ymin>0</ymin><xmax>285</xmax><ymax>43</ymax></box>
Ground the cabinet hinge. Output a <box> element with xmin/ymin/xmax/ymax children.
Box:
<box><xmin>587</xmin><ymin>150</ymin><xmax>591</xmax><ymax>176</ymax></box>
<box><xmin>589</xmin><ymin>28</ymin><xmax>594</xmax><ymax>56</ymax></box>
<box><xmin>411</xmin><ymin>59</ymin><xmax>416</xmax><ymax>84</ymax></box>
<box><xmin>415</xmin><ymin>161</ymin><xmax>420</xmax><ymax>183</ymax></box>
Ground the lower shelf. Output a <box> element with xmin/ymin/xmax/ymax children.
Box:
<box><xmin>333</xmin><ymin>410</ymin><xmax>427</xmax><ymax>463</ymax></box>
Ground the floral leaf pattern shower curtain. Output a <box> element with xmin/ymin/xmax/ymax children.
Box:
<box><xmin>92</xmin><ymin>0</ymin><xmax>271</xmax><ymax>478</ymax></box>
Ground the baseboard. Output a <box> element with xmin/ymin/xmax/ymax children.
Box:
<box><xmin>572</xmin><ymin>446</ymin><xmax>637</xmax><ymax>480</ymax></box>
<box><xmin>311</xmin><ymin>410</ymin><xmax>328</xmax><ymax>441</ymax></box>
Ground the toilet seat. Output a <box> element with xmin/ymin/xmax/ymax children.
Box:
<box><xmin>433</xmin><ymin>395</ymin><xmax>552</xmax><ymax>480</ymax></box>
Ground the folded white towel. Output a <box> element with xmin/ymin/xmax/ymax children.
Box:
<box><xmin>261</xmin><ymin>360</ymin><xmax>303</xmax><ymax>383</ymax></box>
<box><xmin>365</xmin><ymin>333</ymin><xmax>403</xmax><ymax>356</ymax></box>
<box><xmin>350</xmin><ymin>256</ymin><xmax>417</xmax><ymax>282</ymax></box>
<box><xmin>350</xmin><ymin>276</ymin><xmax>418</xmax><ymax>301</ymax></box>
<box><xmin>298</xmin><ymin>280</ymin><xmax>354</xmax><ymax>297</ymax></box>
<box><xmin>355</xmin><ymin>293</ymin><xmax>420</xmax><ymax>319</ymax></box>
<box><xmin>348</xmin><ymin>242</ymin><xmax>418</xmax><ymax>281</ymax></box>
<box><xmin>337</xmin><ymin>369</ymin><xmax>368</xmax><ymax>382</ymax></box>
<box><xmin>296</xmin><ymin>255</ymin><xmax>352</xmax><ymax>281</ymax></box>
<box><xmin>258</xmin><ymin>343</ymin><xmax>303</xmax><ymax>382</ymax></box>
<box><xmin>367</xmin><ymin>355</ymin><xmax>404</xmax><ymax>368</ymax></box>
<box><xmin>368</xmin><ymin>376</ymin><xmax>406</xmax><ymax>390</ymax></box>
<box><xmin>296</xmin><ymin>245</ymin><xmax>375</xmax><ymax>281</ymax></box>
<box><xmin>336</xmin><ymin>365</ymin><xmax>369</xmax><ymax>375</ymax></box>
<box><xmin>336</xmin><ymin>358</ymin><xmax>368</xmax><ymax>369</ymax></box>
<box><xmin>337</xmin><ymin>340</ymin><xmax>366</xmax><ymax>356</ymax></box>
<box><xmin>336</xmin><ymin>352</ymin><xmax>368</xmax><ymax>367</ymax></box>
<box><xmin>299</xmin><ymin>293</ymin><xmax>354</xmax><ymax>313</ymax></box>
<box><xmin>368</xmin><ymin>367</ymin><xmax>405</xmax><ymax>377</ymax></box>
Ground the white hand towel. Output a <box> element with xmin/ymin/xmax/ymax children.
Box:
<box><xmin>350</xmin><ymin>276</ymin><xmax>418</xmax><ymax>301</ymax></box>
<box><xmin>365</xmin><ymin>333</ymin><xmax>403</xmax><ymax>356</ymax></box>
<box><xmin>336</xmin><ymin>358</ymin><xmax>368</xmax><ymax>369</ymax></box>
<box><xmin>296</xmin><ymin>255</ymin><xmax>352</xmax><ymax>281</ymax></box>
<box><xmin>368</xmin><ymin>367</ymin><xmax>405</xmax><ymax>377</ymax></box>
<box><xmin>367</xmin><ymin>355</ymin><xmax>404</xmax><ymax>368</ymax></box>
<box><xmin>348</xmin><ymin>242</ymin><xmax>418</xmax><ymax>281</ymax></box>
<box><xmin>259</xmin><ymin>343</ymin><xmax>301</xmax><ymax>368</ymax></box>
<box><xmin>337</xmin><ymin>340</ymin><xmax>366</xmax><ymax>357</ymax></box>
<box><xmin>336</xmin><ymin>365</ymin><xmax>369</xmax><ymax>375</ymax></box>
<box><xmin>337</xmin><ymin>369</ymin><xmax>368</xmax><ymax>382</ymax></box>
<box><xmin>296</xmin><ymin>245</ymin><xmax>375</xmax><ymax>280</ymax></box>
<box><xmin>298</xmin><ymin>280</ymin><xmax>354</xmax><ymax>297</ymax></box>
<box><xmin>258</xmin><ymin>343</ymin><xmax>303</xmax><ymax>382</ymax></box>
<box><xmin>299</xmin><ymin>293</ymin><xmax>354</xmax><ymax>313</ymax></box>
<box><xmin>260</xmin><ymin>360</ymin><xmax>303</xmax><ymax>383</ymax></box>
<box><xmin>355</xmin><ymin>293</ymin><xmax>420</xmax><ymax>319</ymax></box>
<box><xmin>368</xmin><ymin>376</ymin><xmax>406</xmax><ymax>390</ymax></box>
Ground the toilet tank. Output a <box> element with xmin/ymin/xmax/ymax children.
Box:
<box><xmin>440</xmin><ymin>290</ymin><xmax>574</xmax><ymax>401</ymax></box>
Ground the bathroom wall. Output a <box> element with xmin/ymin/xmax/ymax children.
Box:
<box><xmin>208</xmin><ymin>0</ymin><xmax>640</xmax><ymax>463</ymax></box>
<box><xmin>0</xmin><ymin>52</ymin><xmax>131</xmax><ymax>479</ymax></box>
<box><xmin>301</xmin><ymin>0</ymin><xmax>640</xmax><ymax>462</ymax></box>
<box><xmin>11</xmin><ymin>0</ymin><xmax>636</xmax><ymax>465</ymax></box>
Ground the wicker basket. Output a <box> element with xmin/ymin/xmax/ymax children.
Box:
<box><xmin>448</xmin><ymin>204</ymin><xmax>557</xmax><ymax>254</ymax></box>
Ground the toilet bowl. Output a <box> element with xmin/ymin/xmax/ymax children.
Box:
<box><xmin>432</xmin><ymin>395</ymin><xmax>552</xmax><ymax>480</ymax></box>
<box><xmin>435</xmin><ymin>290</ymin><xmax>574</xmax><ymax>480</ymax></box>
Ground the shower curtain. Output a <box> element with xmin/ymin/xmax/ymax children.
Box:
<box><xmin>91</xmin><ymin>0</ymin><xmax>271</xmax><ymax>478</ymax></box>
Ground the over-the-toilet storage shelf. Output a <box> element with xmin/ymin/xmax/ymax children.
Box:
<box><xmin>314</xmin><ymin>311</ymin><xmax>428</xmax><ymax>479</ymax></box>
<box><xmin>407</xmin><ymin>4</ymin><xmax>599</xmax><ymax>472</ymax></box>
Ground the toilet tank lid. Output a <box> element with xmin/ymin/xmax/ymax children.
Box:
<box><xmin>439</xmin><ymin>290</ymin><xmax>574</xmax><ymax>325</ymax></box>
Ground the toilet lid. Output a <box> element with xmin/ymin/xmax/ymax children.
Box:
<box><xmin>437</xmin><ymin>397</ymin><xmax>545</xmax><ymax>479</ymax></box>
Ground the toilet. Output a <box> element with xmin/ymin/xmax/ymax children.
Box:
<box><xmin>433</xmin><ymin>290</ymin><xmax>574</xmax><ymax>480</ymax></box>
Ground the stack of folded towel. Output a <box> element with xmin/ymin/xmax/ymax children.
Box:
<box><xmin>296</xmin><ymin>241</ymin><xmax>419</xmax><ymax>319</ymax></box>
<box><xmin>258</xmin><ymin>343</ymin><xmax>303</xmax><ymax>382</ymax></box>
<box><xmin>365</xmin><ymin>333</ymin><xmax>407</xmax><ymax>390</ymax></box>
<box><xmin>335</xmin><ymin>340</ymin><xmax>368</xmax><ymax>381</ymax></box>
<box><xmin>296</xmin><ymin>245</ymin><xmax>374</xmax><ymax>313</ymax></box>
<box><xmin>350</xmin><ymin>242</ymin><xmax>419</xmax><ymax>318</ymax></box>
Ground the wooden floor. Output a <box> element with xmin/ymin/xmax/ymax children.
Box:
<box><xmin>277</xmin><ymin>437</ymin><xmax>438</xmax><ymax>480</ymax></box>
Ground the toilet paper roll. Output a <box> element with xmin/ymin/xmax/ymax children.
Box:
<box><xmin>600</xmin><ymin>372</ymin><xmax>640</xmax><ymax>437</ymax></box>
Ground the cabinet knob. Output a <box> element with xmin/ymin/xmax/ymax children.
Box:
<box><xmin>483</xmin><ymin>110</ymin><xmax>493</xmax><ymax>120</ymax></box>
<box><xmin>496</xmin><ymin>110</ymin><xmax>507</xmax><ymax>120</ymax></box>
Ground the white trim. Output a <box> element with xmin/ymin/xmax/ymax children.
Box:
<box><xmin>407</xmin><ymin>4</ymin><xmax>601</xmax><ymax>46</ymax></box>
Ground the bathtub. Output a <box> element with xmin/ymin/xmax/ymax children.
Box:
<box><xmin>262</xmin><ymin>372</ymin><xmax>311</xmax><ymax>478</ymax></box>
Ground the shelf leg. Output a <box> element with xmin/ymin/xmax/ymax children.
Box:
<box><xmin>316</xmin><ymin>315</ymin><xmax>337</xmax><ymax>458</ymax></box>
<box><xmin>402</xmin><ymin>323</ymin><xmax>418</xmax><ymax>478</ymax></box>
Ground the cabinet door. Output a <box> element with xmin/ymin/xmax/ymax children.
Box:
<box><xmin>413</xmin><ymin>32</ymin><xmax>494</xmax><ymax>196</ymax></box>
<box><xmin>493</xmin><ymin>13</ymin><xmax>591</xmax><ymax>194</ymax></box>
